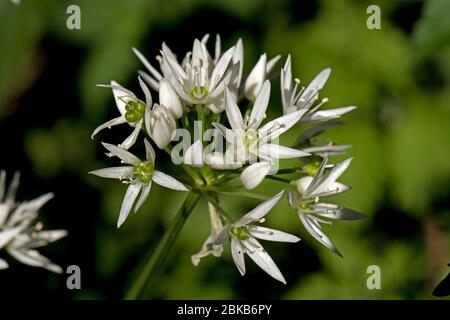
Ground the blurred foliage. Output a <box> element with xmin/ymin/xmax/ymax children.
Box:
<box><xmin>0</xmin><ymin>0</ymin><xmax>449</xmax><ymax>300</ymax></box>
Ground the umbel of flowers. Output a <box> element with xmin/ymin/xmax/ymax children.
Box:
<box><xmin>0</xmin><ymin>171</ymin><xmax>67</xmax><ymax>273</ymax></box>
<box><xmin>90</xmin><ymin>34</ymin><xmax>363</xmax><ymax>293</ymax></box>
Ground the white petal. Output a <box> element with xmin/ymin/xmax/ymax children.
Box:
<box><xmin>236</xmin><ymin>190</ymin><xmax>284</xmax><ymax>226</ymax></box>
<box><xmin>248</xmin><ymin>80</ymin><xmax>270</xmax><ymax>129</ymax></box>
<box><xmin>152</xmin><ymin>171</ymin><xmax>188</xmax><ymax>191</ymax></box>
<box><xmin>298</xmin><ymin>68</ymin><xmax>331</xmax><ymax>107</ymax></box>
<box><xmin>249</xmin><ymin>226</ymin><xmax>301</xmax><ymax>243</ymax></box>
<box><xmin>132</xmin><ymin>47</ymin><xmax>162</xmax><ymax>80</ymax></box>
<box><xmin>0</xmin><ymin>227</ymin><xmax>22</xmax><ymax>249</ymax></box>
<box><xmin>244</xmin><ymin>54</ymin><xmax>267</xmax><ymax>101</ymax></box>
<box><xmin>214</xmin><ymin>34</ymin><xmax>221</xmax><ymax>64</ymax></box>
<box><xmin>91</xmin><ymin>116</ymin><xmax>127</xmax><ymax>139</ymax></box>
<box><xmin>242</xmin><ymin>238</ymin><xmax>286</xmax><ymax>284</ymax></box>
<box><xmin>141</xmin><ymin>140</ymin><xmax>155</xmax><ymax>166</ymax></box>
<box><xmin>0</xmin><ymin>258</ymin><xmax>8</xmax><ymax>270</ymax></box>
<box><xmin>119</xmin><ymin>121</ymin><xmax>142</xmax><ymax>150</ymax></box>
<box><xmin>312</xmin><ymin>158</ymin><xmax>352</xmax><ymax>196</ymax></box>
<box><xmin>224</xmin><ymin>87</ymin><xmax>244</xmax><ymax>131</ymax></box>
<box><xmin>240</xmin><ymin>162</ymin><xmax>272</xmax><ymax>190</ymax></box>
<box><xmin>117</xmin><ymin>184</ymin><xmax>142</xmax><ymax>228</ymax></box>
<box><xmin>231</xmin><ymin>238</ymin><xmax>246</xmax><ymax>276</ymax></box>
<box><xmin>102</xmin><ymin>143</ymin><xmax>141</xmax><ymax>165</ymax></box>
<box><xmin>315</xmin><ymin>181</ymin><xmax>350</xmax><ymax>197</ymax></box>
<box><xmin>138</xmin><ymin>76</ymin><xmax>153</xmax><ymax>107</ymax></box>
<box><xmin>259</xmin><ymin>109</ymin><xmax>307</xmax><ymax>142</ymax></box>
<box><xmin>209</xmin><ymin>46</ymin><xmax>235</xmax><ymax>91</ymax></box>
<box><xmin>312</xmin><ymin>203</ymin><xmax>365</xmax><ymax>220</ymax></box>
<box><xmin>280</xmin><ymin>55</ymin><xmax>292</xmax><ymax>114</ymax></box>
<box><xmin>212</xmin><ymin>122</ymin><xmax>237</xmax><ymax>144</ymax></box>
<box><xmin>296</xmin><ymin>176</ymin><xmax>313</xmax><ymax>195</ymax></box>
<box><xmin>183</xmin><ymin>140</ymin><xmax>204</xmax><ymax>167</ymax></box>
<box><xmin>7</xmin><ymin>248</ymin><xmax>63</xmax><ymax>273</ymax></box>
<box><xmin>163</xmin><ymin>53</ymin><xmax>187</xmax><ymax>81</ymax></box>
<box><xmin>159</xmin><ymin>79</ymin><xmax>183</xmax><ymax>119</ymax></box>
<box><xmin>111</xmin><ymin>81</ymin><xmax>136</xmax><ymax>116</ymax></box>
<box><xmin>138</xmin><ymin>70</ymin><xmax>160</xmax><ymax>91</ymax></box>
<box><xmin>258</xmin><ymin>144</ymin><xmax>310</xmax><ymax>160</ymax></box>
<box><xmin>306</xmin><ymin>106</ymin><xmax>357</xmax><ymax>122</ymax></box>
<box><xmin>134</xmin><ymin>182</ymin><xmax>152</xmax><ymax>213</ymax></box>
<box><xmin>299</xmin><ymin>212</ymin><xmax>342</xmax><ymax>257</ymax></box>
<box><xmin>5</xmin><ymin>172</ymin><xmax>20</xmax><ymax>204</ymax></box>
<box><xmin>266</xmin><ymin>55</ymin><xmax>281</xmax><ymax>74</ymax></box>
<box><xmin>89</xmin><ymin>166</ymin><xmax>133</xmax><ymax>180</ymax></box>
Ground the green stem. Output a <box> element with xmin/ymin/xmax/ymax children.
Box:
<box><xmin>125</xmin><ymin>192</ymin><xmax>202</xmax><ymax>299</ymax></box>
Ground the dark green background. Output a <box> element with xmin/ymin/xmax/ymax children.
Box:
<box><xmin>0</xmin><ymin>0</ymin><xmax>449</xmax><ymax>299</ymax></box>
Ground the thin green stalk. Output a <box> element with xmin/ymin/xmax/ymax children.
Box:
<box><xmin>125</xmin><ymin>192</ymin><xmax>202</xmax><ymax>299</ymax></box>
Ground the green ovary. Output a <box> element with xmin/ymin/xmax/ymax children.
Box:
<box><xmin>125</xmin><ymin>100</ymin><xmax>146</xmax><ymax>123</ymax></box>
<box><xmin>190</xmin><ymin>86</ymin><xmax>209</xmax><ymax>99</ymax></box>
<box><xmin>133</xmin><ymin>161</ymin><xmax>154</xmax><ymax>184</ymax></box>
<box><xmin>231</xmin><ymin>226</ymin><xmax>250</xmax><ymax>241</ymax></box>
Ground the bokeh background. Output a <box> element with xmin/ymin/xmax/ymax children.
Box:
<box><xmin>0</xmin><ymin>0</ymin><xmax>449</xmax><ymax>299</ymax></box>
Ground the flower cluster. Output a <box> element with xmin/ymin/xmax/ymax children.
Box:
<box><xmin>0</xmin><ymin>171</ymin><xmax>67</xmax><ymax>273</ymax></box>
<box><xmin>91</xmin><ymin>35</ymin><xmax>363</xmax><ymax>283</ymax></box>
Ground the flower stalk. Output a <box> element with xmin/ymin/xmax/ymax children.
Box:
<box><xmin>125</xmin><ymin>192</ymin><xmax>201</xmax><ymax>299</ymax></box>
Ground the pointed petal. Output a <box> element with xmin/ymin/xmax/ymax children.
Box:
<box><xmin>89</xmin><ymin>166</ymin><xmax>133</xmax><ymax>180</ymax></box>
<box><xmin>266</xmin><ymin>55</ymin><xmax>281</xmax><ymax>74</ymax></box>
<box><xmin>5</xmin><ymin>172</ymin><xmax>20</xmax><ymax>204</ymax></box>
<box><xmin>138</xmin><ymin>70</ymin><xmax>160</xmax><ymax>91</ymax></box>
<box><xmin>242</xmin><ymin>238</ymin><xmax>286</xmax><ymax>284</ymax></box>
<box><xmin>312</xmin><ymin>158</ymin><xmax>352</xmax><ymax>196</ymax></box>
<box><xmin>299</xmin><ymin>212</ymin><xmax>342</xmax><ymax>257</ymax></box>
<box><xmin>117</xmin><ymin>184</ymin><xmax>142</xmax><ymax>228</ymax></box>
<box><xmin>152</xmin><ymin>171</ymin><xmax>188</xmax><ymax>191</ymax></box>
<box><xmin>111</xmin><ymin>81</ymin><xmax>136</xmax><ymax>116</ymax></box>
<box><xmin>212</xmin><ymin>122</ymin><xmax>237</xmax><ymax>144</ymax></box>
<box><xmin>163</xmin><ymin>53</ymin><xmax>187</xmax><ymax>81</ymax></box>
<box><xmin>249</xmin><ymin>226</ymin><xmax>301</xmax><ymax>243</ymax></box>
<box><xmin>312</xmin><ymin>203</ymin><xmax>365</xmax><ymax>220</ymax></box>
<box><xmin>7</xmin><ymin>248</ymin><xmax>63</xmax><ymax>273</ymax></box>
<box><xmin>244</xmin><ymin>54</ymin><xmax>267</xmax><ymax>101</ymax></box>
<box><xmin>209</xmin><ymin>46</ymin><xmax>235</xmax><ymax>91</ymax></box>
<box><xmin>306</xmin><ymin>106</ymin><xmax>357</xmax><ymax>122</ymax></box>
<box><xmin>138</xmin><ymin>76</ymin><xmax>153</xmax><ymax>107</ymax></box>
<box><xmin>132</xmin><ymin>47</ymin><xmax>162</xmax><ymax>80</ymax></box>
<box><xmin>240</xmin><ymin>162</ymin><xmax>272</xmax><ymax>190</ymax></box>
<box><xmin>299</xmin><ymin>68</ymin><xmax>331</xmax><ymax>106</ymax></box>
<box><xmin>248</xmin><ymin>80</ymin><xmax>270</xmax><ymax>129</ymax></box>
<box><xmin>231</xmin><ymin>238</ymin><xmax>246</xmax><ymax>276</ymax></box>
<box><xmin>91</xmin><ymin>116</ymin><xmax>127</xmax><ymax>139</ymax></box>
<box><xmin>102</xmin><ymin>143</ymin><xmax>141</xmax><ymax>165</ymax></box>
<box><xmin>159</xmin><ymin>79</ymin><xmax>183</xmax><ymax>118</ymax></box>
<box><xmin>134</xmin><ymin>182</ymin><xmax>152</xmax><ymax>213</ymax></box>
<box><xmin>144</xmin><ymin>139</ymin><xmax>156</xmax><ymax>164</ymax></box>
<box><xmin>119</xmin><ymin>121</ymin><xmax>142</xmax><ymax>150</ymax></box>
<box><xmin>225</xmin><ymin>87</ymin><xmax>244</xmax><ymax>131</ymax></box>
<box><xmin>259</xmin><ymin>109</ymin><xmax>307</xmax><ymax>142</ymax></box>
<box><xmin>236</xmin><ymin>190</ymin><xmax>284</xmax><ymax>226</ymax></box>
<box><xmin>258</xmin><ymin>144</ymin><xmax>310</xmax><ymax>160</ymax></box>
<box><xmin>0</xmin><ymin>227</ymin><xmax>22</xmax><ymax>249</ymax></box>
<box><xmin>0</xmin><ymin>258</ymin><xmax>8</xmax><ymax>270</ymax></box>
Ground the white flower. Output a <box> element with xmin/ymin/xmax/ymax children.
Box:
<box><xmin>288</xmin><ymin>157</ymin><xmax>364</xmax><ymax>257</ymax></box>
<box><xmin>92</xmin><ymin>77</ymin><xmax>152</xmax><ymax>150</ymax></box>
<box><xmin>220</xmin><ymin>191</ymin><xmax>300</xmax><ymax>283</ymax></box>
<box><xmin>135</xmin><ymin>37</ymin><xmax>236</xmax><ymax>113</ymax></box>
<box><xmin>90</xmin><ymin>140</ymin><xmax>188</xmax><ymax>228</ymax></box>
<box><xmin>280</xmin><ymin>55</ymin><xmax>356</xmax><ymax>120</ymax></box>
<box><xmin>244</xmin><ymin>53</ymin><xmax>281</xmax><ymax>101</ymax></box>
<box><xmin>144</xmin><ymin>103</ymin><xmax>177</xmax><ymax>149</ymax></box>
<box><xmin>0</xmin><ymin>171</ymin><xmax>67</xmax><ymax>273</ymax></box>
<box><xmin>213</xmin><ymin>81</ymin><xmax>310</xmax><ymax>189</ymax></box>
